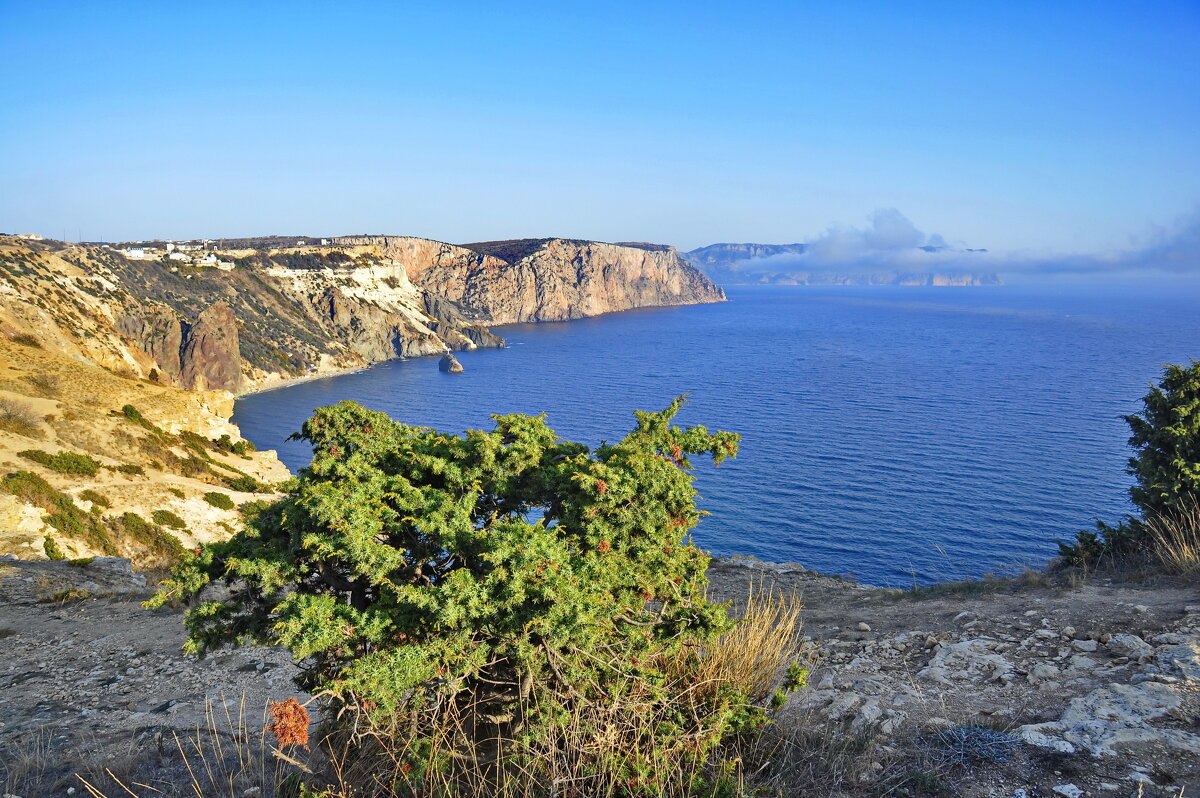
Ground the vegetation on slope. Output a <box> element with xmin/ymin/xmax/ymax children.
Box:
<box><xmin>151</xmin><ymin>398</ymin><xmax>809</xmax><ymax>795</ymax></box>
<box><xmin>1060</xmin><ymin>359</ymin><xmax>1200</xmax><ymax>574</ymax></box>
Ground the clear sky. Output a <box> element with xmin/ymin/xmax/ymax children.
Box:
<box><xmin>2</xmin><ymin>1</ymin><xmax>1198</xmax><ymax>256</ymax></box>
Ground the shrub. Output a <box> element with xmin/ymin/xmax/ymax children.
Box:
<box><xmin>1</xmin><ymin>470</ymin><xmax>116</xmax><ymax>555</ymax></box>
<box><xmin>120</xmin><ymin>404</ymin><xmax>165</xmax><ymax>436</ymax></box>
<box><xmin>1061</xmin><ymin>359</ymin><xmax>1200</xmax><ymax>564</ymax></box>
<box><xmin>24</xmin><ymin>372</ymin><xmax>60</xmax><ymax>396</ymax></box>
<box><xmin>113</xmin><ymin>463</ymin><xmax>145</xmax><ymax>476</ymax></box>
<box><xmin>18</xmin><ymin>448</ymin><xmax>101</xmax><ymax>476</ymax></box>
<box><xmin>111</xmin><ymin>512</ymin><xmax>185</xmax><ymax>561</ymax></box>
<box><xmin>43</xmin><ymin>536</ymin><xmax>66</xmax><ymax>561</ymax></box>
<box><xmin>151</xmin><ymin>399</ymin><xmax>806</xmax><ymax>794</ymax></box>
<box><xmin>0</xmin><ymin>397</ymin><xmax>41</xmax><ymax>437</ymax></box>
<box><xmin>80</xmin><ymin>489</ymin><xmax>112</xmax><ymax>508</ymax></box>
<box><xmin>152</xmin><ymin>509</ymin><xmax>187</xmax><ymax>530</ymax></box>
<box><xmin>10</xmin><ymin>332</ymin><xmax>41</xmax><ymax>347</ymax></box>
<box><xmin>203</xmin><ymin>491</ymin><xmax>235</xmax><ymax>510</ymax></box>
<box><xmin>223</xmin><ymin>475</ymin><xmax>261</xmax><ymax>492</ymax></box>
<box><xmin>1127</xmin><ymin>359</ymin><xmax>1200</xmax><ymax>516</ymax></box>
<box><xmin>168</xmin><ymin>487</ymin><xmax>186</xmax><ymax>499</ymax></box>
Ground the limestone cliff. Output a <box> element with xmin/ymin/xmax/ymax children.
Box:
<box><xmin>0</xmin><ymin>233</ymin><xmax>723</xmax><ymax>396</ymax></box>
<box><xmin>337</xmin><ymin>236</ymin><xmax>727</xmax><ymax>324</ymax></box>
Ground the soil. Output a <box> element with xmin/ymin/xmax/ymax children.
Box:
<box><xmin>1</xmin><ymin>554</ymin><xmax>1197</xmax><ymax>798</ymax></box>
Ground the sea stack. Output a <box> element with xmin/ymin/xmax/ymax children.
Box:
<box><xmin>439</xmin><ymin>353</ymin><xmax>464</xmax><ymax>373</ymax></box>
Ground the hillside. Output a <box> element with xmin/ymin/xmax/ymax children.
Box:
<box><xmin>0</xmin><ymin>336</ymin><xmax>289</xmax><ymax>565</ymax></box>
<box><xmin>0</xmin><ymin>232</ymin><xmax>725</xmax><ymax>565</ymax></box>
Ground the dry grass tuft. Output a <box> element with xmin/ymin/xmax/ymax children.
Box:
<box><xmin>0</xmin><ymin>396</ymin><xmax>43</xmax><ymax>437</ymax></box>
<box><xmin>1145</xmin><ymin>497</ymin><xmax>1200</xmax><ymax>576</ymax></box>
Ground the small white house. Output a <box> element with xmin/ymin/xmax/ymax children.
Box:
<box><xmin>123</xmin><ymin>247</ymin><xmax>148</xmax><ymax>259</ymax></box>
<box><xmin>168</xmin><ymin>252</ymin><xmax>191</xmax><ymax>261</ymax></box>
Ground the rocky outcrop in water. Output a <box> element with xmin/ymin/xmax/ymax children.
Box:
<box><xmin>439</xmin><ymin>353</ymin><xmax>464</xmax><ymax>373</ymax></box>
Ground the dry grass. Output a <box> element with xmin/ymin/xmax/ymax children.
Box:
<box><xmin>1145</xmin><ymin>497</ymin><xmax>1200</xmax><ymax>576</ymax></box>
<box><xmin>697</xmin><ymin>578</ymin><xmax>807</xmax><ymax>703</ymax></box>
<box><xmin>0</xmin><ymin>396</ymin><xmax>43</xmax><ymax>437</ymax></box>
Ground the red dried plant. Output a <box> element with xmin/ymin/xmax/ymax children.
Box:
<box><xmin>267</xmin><ymin>698</ymin><xmax>310</xmax><ymax>749</ymax></box>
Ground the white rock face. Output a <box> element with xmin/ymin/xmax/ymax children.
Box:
<box><xmin>919</xmin><ymin>638</ymin><xmax>1014</xmax><ymax>685</ymax></box>
<box><xmin>1019</xmin><ymin>673</ymin><xmax>1200</xmax><ymax>756</ymax></box>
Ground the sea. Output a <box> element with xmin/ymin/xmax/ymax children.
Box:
<box><xmin>233</xmin><ymin>279</ymin><xmax>1200</xmax><ymax>587</ymax></box>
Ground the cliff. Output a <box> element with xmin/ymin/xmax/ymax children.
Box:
<box><xmin>686</xmin><ymin>242</ymin><xmax>1002</xmax><ymax>287</ymax></box>
<box><xmin>338</xmin><ymin>236</ymin><xmax>727</xmax><ymax>324</ymax></box>
<box><xmin>1</xmin><ymin>234</ymin><xmax>720</xmax><ymax>395</ymax></box>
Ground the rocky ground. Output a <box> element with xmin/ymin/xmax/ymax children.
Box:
<box><xmin>1</xmin><ymin>555</ymin><xmax>1197</xmax><ymax>797</ymax></box>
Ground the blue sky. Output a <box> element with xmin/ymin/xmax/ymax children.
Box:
<box><xmin>1</xmin><ymin>1</ymin><xmax>1198</xmax><ymax>256</ymax></box>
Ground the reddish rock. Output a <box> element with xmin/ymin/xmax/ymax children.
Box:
<box><xmin>180</xmin><ymin>302</ymin><xmax>242</xmax><ymax>392</ymax></box>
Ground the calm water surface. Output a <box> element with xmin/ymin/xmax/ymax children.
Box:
<box><xmin>234</xmin><ymin>282</ymin><xmax>1200</xmax><ymax>586</ymax></box>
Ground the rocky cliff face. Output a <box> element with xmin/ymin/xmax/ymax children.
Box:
<box><xmin>0</xmin><ymin>233</ymin><xmax>724</xmax><ymax>396</ymax></box>
<box><xmin>179</xmin><ymin>302</ymin><xmax>242</xmax><ymax>392</ymax></box>
<box><xmin>339</xmin><ymin>235</ymin><xmax>727</xmax><ymax>324</ymax></box>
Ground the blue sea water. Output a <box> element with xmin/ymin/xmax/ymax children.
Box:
<box><xmin>233</xmin><ymin>281</ymin><xmax>1200</xmax><ymax>586</ymax></box>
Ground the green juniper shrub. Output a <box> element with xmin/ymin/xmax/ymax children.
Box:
<box><xmin>152</xmin><ymin>509</ymin><xmax>187</xmax><ymax>530</ymax></box>
<box><xmin>168</xmin><ymin>487</ymin><xmax>186</xmax><ymax>499</ymax></box>
<box><xmin>223</xmin><ymin>475</ymin><xmax>261</xmax><ymax>493</ymax></box>
<box><xmin>43</xmin><ymin>536</ymin><xmax>66</xmax><ymax>561</ymax></box>
<box><xmin>79</xmin><ymin>489</ymin><xmax>112</xmax><ymax>508</ymax></box>
<box><xmin>18</xmin><ymin>449</ymin><xmax>101</xmax><ymax>476</ymax></box>
<box><xmin>2</xmin><ymin>470</ymin><xmax>116</xmax><ymax>554</ymax></box>
<box><xmin>112</xmin><ymin>463</ymin><xmax>145</xmax><ymax>476</ymax></box>
<box><xmin>202</xmin><ymin>491</ymin><xmax>235</xmax><ymax>510</ymax></box>
<box><xmin>237</xmin><ymin>498</ymin><xmax>275</xmax><ymax>520</ymax></box>
<box><xmin>150</xmin><ymin>398</ymin><xmax>803</xmax><ymax>794</ymax></box>
<box><xmin>1061</xmin><ymin>359</ymin><xmax>1200</xmax><ymax>565</ymax></box>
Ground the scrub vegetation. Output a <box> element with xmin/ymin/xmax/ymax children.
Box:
<box><xmin>149</xmin><ymin>398</ymin><xmax>810</xmax><ymax>796</ymax></box>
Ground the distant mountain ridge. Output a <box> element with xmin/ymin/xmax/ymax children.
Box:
<box><xmin>684</xmin><ymin>242</ymin><xmax>1001</xmax><ymax>286</ymax></box>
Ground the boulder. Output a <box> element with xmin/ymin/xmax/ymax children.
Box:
<box><xmin>438</xmin><ymin>353</ymin><xmax>464</xmax><ymax>373</ymax></box>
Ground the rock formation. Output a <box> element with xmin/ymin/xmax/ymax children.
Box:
<box><xmin>1</xmin><ymin>234</ymin><xmax>720</xmax><ymax>395</ymax></box>
<box><xmin>337</xmin><ymin>236</ymin><xmax>727</xmax><ymax>325</ymax></box>
<box><xmin>439</xmin><ymin>352</ymin><xmax>464</xmax><ymax>373</ymax></box>
<box><xmin>180</xmin><ymin>302</ymin><xmax>242</xmax><ymax>392</ymax></box>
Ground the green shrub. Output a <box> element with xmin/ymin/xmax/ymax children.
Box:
<box><xmin>238</xmin><ymin>498</ymin><xmax>275</xmax><ymax>520</ymax></box>
<box><xmin>151</xmin><ymin>399</ymin><xmax>804</xmax><ymax>793</ymax></box>
<box><xmin>79</xmin><ymin>489</ymin><xmax>112</xmax><ymax>508</ymax></box>
<box><xmin>112</xmin><ymin>512</ymin><xmax>185</xmax><ymax>561</ymax></box>
<box><xmin>2</xmin><ymin>471</ymin><xmax>116</xmax><ymax>555</ymax></box>
<box><xmin>43</xmin><ymin>536</ymin><xmax>66</xmax><ymax>561</ymax></box>
<box><xmin>203</xmin><ymin>491</ymin><xmax>235</xmax><ymax>510</ymax></box>
<box><xmin>152</xmin><ymin>509</ymin><xmax>187</xmax><ymax>530</ymax></box>
<box><xmin>113</xmin><ymin>463</ymin><xmax>145</xmax><ymax>476</ymax></box>
<box><xmin>1061</xmin><ymin>359</ymin><xmax>1200</xmax><ymax>564</ymax></box>
<box><xmin>120</xmin><ymin>404</ymin><xmax>165</xmax><ymax>436</ymax></box>
<box><xmin>18</xmin><ymin>449</ymin><xmax>101</xmax><ymax>476</ymax></box>
<box><xmin>168</xmin><ymin>487</ymin><xmax>186</xmax><ymax>499</ymax></box>
<box><xmin>223</xmin><ymin>475</ymin><xmax>261</xmax><ymax>492</ymax></box>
